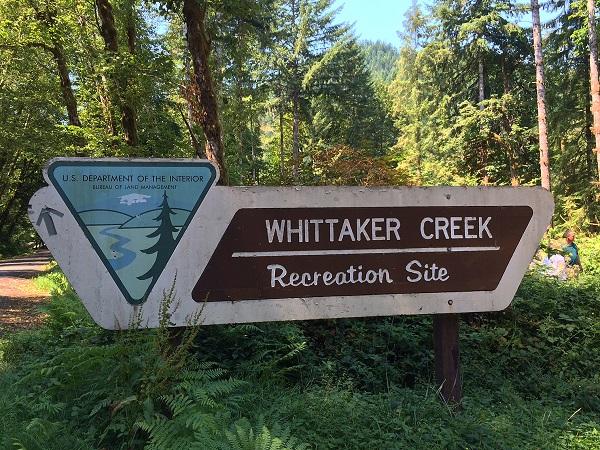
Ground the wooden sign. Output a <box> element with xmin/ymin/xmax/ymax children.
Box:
<box><xmin>193</xmin><ymin>206</ymin><xmax>532</xmax><ymax>301</ymax></box>
<box><xmin>29</xmin><ymin>158</ymin><xmax>554</xmax><ymax>329</ymax></box>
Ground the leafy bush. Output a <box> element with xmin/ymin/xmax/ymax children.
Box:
<box><xmin>1</xmin><ymin>235</ymin><xmax>599</xmax><ymax>448</ymax></box>
<box><xmin>0</xmin><ymin>272</ymin><xmax>307</xmax><ymax>449</ymax></box>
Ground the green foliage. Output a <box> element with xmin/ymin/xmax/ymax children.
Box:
<box><xmin>2</xmin><ymin>0</ymin><xmax>599</xmax><ymax>248</ymax></box>
<box><xmin>359</xmin><ymin>40</ymin><xmax>399</xmax><ymax>84</ymax></box>
<box><xmin>224</xmin><ymin>418</ymin><xmax>310</xmax><ymax>450</ymax></box>
<box><xmin>2</xmin><ymin>0</ymin><xmax>600</xmax><ymax>444</ymax></box>
<box><xmin>0</xmin><ymin>270</ymin><xmax>308</xmax><ymax>449</ymax></box>
<box><xmin>0</xmin><ymin>0</ymin><xmax>189</xmax><ymax>253</ymax></box>
<box><xmin>2</xmin><ymin>236</ymin><xmax>600</xmax><ymax>448</ymax></box>
<box><xmin>450</xmin><ymin>95</ymin><xmax>537</xmax><ymax>185</ymax></box>
<box><xmin>388</xmin><ymin>0</ymin><xmax>539</xmax><ymax>187</ymax></box>
<box><xmin>0</xmin><ymin>271</ymin><xmax>200</xmax><ymax>448</ymax></box>
<box><xmin>135</xmin><ymin>364</ymin><xmax>245</xmax><ymax>449</ymax></box>
<box><xmin>304</xmin><ymin>39</ymin><xmax>395</xmax><ymax>156</ymax></box>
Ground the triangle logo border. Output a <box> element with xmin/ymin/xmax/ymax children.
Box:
<box><xmin>47</xmin><ymin>159</ymin><xmax>217</xmax><ymax>305</ymax></box>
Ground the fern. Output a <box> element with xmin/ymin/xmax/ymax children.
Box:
<box><xmin>135</xmin><ymin>364</ymin><xmax>244</xmax><ymax>449</ymax></box>
<box><xmin>225</xmin><ymin>418</ymin><xmax>310</xmax><ymax>450</ymax></box>
<box><xmin>135</xmin><ymin>363</ymin><xmax>310</xmax><ymax>449</ymax></box>
<box><xmin>1</xmin><ymin>273</ymin><xmax>311</xmax><ymax>450</ymax></box>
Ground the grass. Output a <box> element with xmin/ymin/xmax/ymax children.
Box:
<box><xmin>0</xmin><ymin>234</ymin><xmax>598</xmax><ymax>449</ymax></box>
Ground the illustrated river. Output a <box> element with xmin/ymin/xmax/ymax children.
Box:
<box><xmin>100</xmin><ymin>226</ymin><xmax>137</xmax><ymax>270</ymax></box>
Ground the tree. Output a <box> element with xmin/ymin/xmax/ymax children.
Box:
<box><xmin>360</xmin><ymin>40</ymin><xmax>399</xmax><ymax>84</ymax></box>
<box><xmin>304</xmin><ymin>39</ymin><xmax>395</xmax><ymax>155</ymax></box>
<box><xmin>545</xmin><ymin>0</ymin><xmax>597</xmax><ymax>194</ymax></box>
<box><xmin>269</xmin><ymin>0</ymin><xmax>346</xmax><ymax>183</ymax></box>
<box><xmin>0</xmin><ymin>0</ymin><xmax>84</xmax><ymax>251</ymax></box>
<box><xmin>0</xmin><ymin>0</ymin><xmax>82</xmax><ymax>126</ymax></box>
<box><xmin>182</xmin><ymin>0</ymin><xmax>228</xmax><ymax>183</ymax></box>
<box><xmin>138</xmin><ymin>191</ymin><xmax>177</xmax><ymax>284</ymax></box>
<box><xmin>427</xmin><ymin>0</ymin><xmax>531</xmax><ymax>185</ymax></box>
<box><xmin>212</xmin><ymin>0</ymin><xmax>274</xmax><ymax>186</ymax></box>
<box><xmin>311</xmin><ymin>145</ymin><xmax>405</xmax><ymax>186</ymax></box>
<box><xmin>95</xmin><ymin>0</ymin><xmax>139</xmax><ymax>146</ymax></box>
<box><xmin>588</xmin><ymin>0</ymin><xmax>600</xmax><ymax>182</ymax></box>
<box><xmin>531</xmin><ymin>0</ymin><xmax>552</xmax><ymax>190</ymax></box>
<box><xmin>451</xmin><ymin>95</ymin><xmax>534</xmax><ymax>186</ymax></box>
<box><xmin>389</xmin><ymin>2</ymin><xmax>436</xmax><ymax>185</ymax></box>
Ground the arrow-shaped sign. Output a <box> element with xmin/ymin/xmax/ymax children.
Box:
<box><xmin>35</xmin><ymin>207</ymin><xmax>64</xmax><ymax>235</ymax></box>
<box><xmin>29</xmin><ymin>158</ymin><xmax>554</xmax><ymax>329</ymax></box>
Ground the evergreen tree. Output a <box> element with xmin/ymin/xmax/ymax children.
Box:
<box><xmin>269</xmin><ymin>0</ymin><xmax>347</xmax><ymax>182</ymax></box>
<box><xmin>304</xmin><ymin>39</ymin><xmax>395</xmax><ymax>155</ymax></box>
<box><xmin>138</xmin><ymin>191</ymin><xmax>177</xmax><ymax>283</ymax></box>
<box><xmin>389</xmin><ymin>2</ymin><xmax>470</xmax><ymax>185</ymax></box>
<box><xmin>588</xmin><ymin>0</ymin><xmax>600</xmax><ymax>182</ymax></box>
<box><xmin>531</xmin><ymin>0</ymin><xmax>552</xmax><ymax>190</ymax></box>
<box><xmin>360</xmin><ymin>40</ymin><xmax>399</xmax><ymax>84</ymax></box>
<box><xmin>545</xmin><ymin>0</ymin><xmax>598</xmax><ymax>193</ymax></box>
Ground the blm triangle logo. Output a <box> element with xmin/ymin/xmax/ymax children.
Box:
<box><xmin>47</xmin><ymin>159</ymin><xmax>217</xmax><ymax>305</ymax></box>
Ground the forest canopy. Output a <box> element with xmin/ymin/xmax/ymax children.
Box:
<box><xmin>1</xmin><ymin>0</ymin><xmax>599</xmax><ymax>255</ymax></box>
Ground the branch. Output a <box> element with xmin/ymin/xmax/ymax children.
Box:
<box><xmin>0</xmin><ymin>42</ymin><xmax>53</xmax><ymax>52</ymax></box>
<box><xmin>176</xmin><ymin>102</ymin><xmax>203</xmax><ymax>155</ymax></box>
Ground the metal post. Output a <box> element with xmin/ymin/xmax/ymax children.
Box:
<box><xmin>433</xmin><ymin>314</ymin><xmax>462</xmax><ymax>405</ymax></box>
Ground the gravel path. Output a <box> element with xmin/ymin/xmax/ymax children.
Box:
<box><xmin>0</xmin><ymin>251</ymin><xmax>53</xmax><ymax>336</ymax></box>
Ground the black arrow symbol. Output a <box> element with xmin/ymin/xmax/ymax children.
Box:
<box><xmin>36</xmin><ymin>207</ymin><xmax>64</xmax><ymax>236</ymax></box>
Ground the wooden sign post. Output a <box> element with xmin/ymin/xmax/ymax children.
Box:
<box><xmin>433</xmin><ymin>314</ymin><xmax>461</xmax><ymax>404</ymax></box>
<box><xmin>29</xmin><ymin>158</ymin><xmax>554</xmax><ymax>404</ymax></box>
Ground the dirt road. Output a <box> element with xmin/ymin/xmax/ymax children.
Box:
<box><xmin>0</xmin><ymin>251</ymin><xmax>53</xmax><ymax>336</ymax></box>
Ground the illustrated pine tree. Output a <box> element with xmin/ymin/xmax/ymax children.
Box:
<box><xmin>138</xmin><ymin>191</ymin><xmax>177</xmax><ymax>283</ymax></box>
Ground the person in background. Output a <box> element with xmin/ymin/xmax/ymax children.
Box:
<box><xmin>562</xmin><ymin>229</ymin><xmax>581</xmax><ymax>268</ymax></box>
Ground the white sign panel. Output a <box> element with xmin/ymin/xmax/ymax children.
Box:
<box><xmin>29</xmin><ymin>158</ymin><xmax>554</xmax><ymax>329</ymax></box>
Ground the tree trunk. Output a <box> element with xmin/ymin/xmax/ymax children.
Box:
<box><xmin>99</xmin><ymin>74</ymin><xmax>117</xmax><ymax>135</ymax></box>
<box><xmin>183</xmin><ymin>0</ymin><xmax>228</xmax><ymax>185</ymax></box>
<box><xmin>478</xmin><ymin>58</ymin><xmax>485</xmax><ymax>110</ymax></box>
<box><xmin>415</xmin><ymin>123</ymin><xmax>422</xmax><ymax>183</ymax></box>
<box><xmin>121</xmin><ymin>103</ymin><xmax>138</xmax><ymax>146</ymax></box>
<box><xmin>96</xmin><ymin>0</ymin><xmax>118</xmax><ymax>51</ymax></box>
<box><xmin>77</xmin><ymin>10</ymin><xmax>117</xmax><ymax>135</ymax></box>
<box><xmin>181</xmin><ymin>23</ymin><xmax>204</xmax><ymax>156</ymax></box>
<box><xmin>478</xmin><ymin>58</ymin><xmax>489</xmax><ymax>185</ymax></box>
<box><xmin>235</xmin><ymin>48</ymin><xmax>244</xmax><ymax>181</ymax></box>
<box><xmin>531</xmin><ymin>0</ymin><xmax>552</xmax><ymax>190</ymax></box>
<box><xmin>501</xmin><ymin>55</ymin><xmax>511</xmax><ymax>95</ymax></box>
<box><xmin>588</xmin><ymin>0</ymin><xmax>600</xmax><ymax>181</ymax></box>
<box><xmin>126</xmin><ymin>0</ymin><xmax>136</xmax><ymax>54</ymax></box>
<box><xmin>291</xmin><ymin>0</ymin><xmax>300</xmax><ymax>184</ymax></box>
<box><xmin>238</xmin><ymin>120</ymin><xmax>244</xmax><ymax>181</ymax></box>
<box><xmin>585</xmin><ymin>72</ymin><xmax>594</xmax><ymax>178</ymax></box>
<box><xmin>29</xmin><ymin>4</ymin><xmax>81</xmax><ymax>127</ymax></box>
<box><xmin>279</xmin><ymin>98</ymin><xmax>285</xmax><ymax>179</ymax></box>
<box><xmin>502</xmin><ymin>55</ymin><xmax>519</xmax><ymax>186</ymax></box>
<box><xmin>250</xmin><ymin>116</ymin><xmax>258</xmax><ymax>184</ymax></box>
<box><xmin>292</xmin><ymin>88</ymin><xmax>299</xmax><ymax>183</ymax></box>
<box><xmin>96</xmin><ymin>0</ymin><xmax>138</xmax><ymax>146</ymax></box>
<box><xmin>178</xmin><ymin>104</ymin><xmax>204</xmax><ymax>156</ymax></box>
<box><xmin>121</xmin><ymin>0</ymin><xmax>138</xmax><ymax>145</ymax></box>
<box><xmin>49</xmin><ymin>43</ymin><xmax>81</xmax><ymax>126</ymax></box>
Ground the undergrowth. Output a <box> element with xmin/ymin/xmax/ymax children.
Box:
<box><xmin>0</xmin><ymin>235</ymin><xmax>599</xmax><ymax>449</ymax></box>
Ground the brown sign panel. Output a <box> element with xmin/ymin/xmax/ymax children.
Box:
<box><xmin>192</xmin><ymin>206</ymin><xmax>533</xmax><ymax>302</ymax></box>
